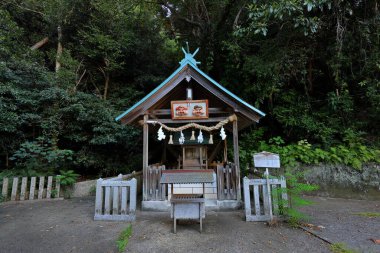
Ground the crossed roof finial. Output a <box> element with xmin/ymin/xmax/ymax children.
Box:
<box><xmin>179</xmin><ymin>42</ymin><xmax>201</xmax><ymax>67</ymax></box>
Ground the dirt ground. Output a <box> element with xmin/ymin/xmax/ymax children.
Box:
<box><xmin>0</xmin><ymin>198</ymin><xmax>126</xmax><ymax>253</ymax></box>
<box><xmin>126</xmin><ymin>210</ymin><xmax>329</xmax><ymax>253</ymax></box>
<box><xmin>0</xmin><ymin>196</ymin><xmax>378</xmax><ymax>253</ymax></box>
<box><xmin>300</xmin><ymin>196</ymin><xmax>380</xmax><ymax>253</ymax></box>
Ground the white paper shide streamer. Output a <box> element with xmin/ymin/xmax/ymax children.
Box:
<box><xmin>197</xmin><ymin>129</ymin><xmax>203</xmax><ymax>143</ymax></box>
<box><xmin>157</xmin><ymin>126</ymin><xmax>166</xmax><ymax>141</ymax></box>
<box><xmin>179</xmin><ymin>131</ymin><xmax>185</xmax><ymax>144</ymax></box>
<box><xmin>220</xmin><ymin>126</ymin><xmax>227</xmax><ymax>140</ymax></box>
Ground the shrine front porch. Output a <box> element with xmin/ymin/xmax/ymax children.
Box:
<box><xmin>141</xmin><ymin>164</ymin><xmax>242</xmax><ymax>211</ymax></box>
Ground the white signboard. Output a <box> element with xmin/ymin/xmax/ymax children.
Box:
<box><xmin>253</xmin><ymin>151</ymin><xmax>280</xmax><ymax>168</ymax></box>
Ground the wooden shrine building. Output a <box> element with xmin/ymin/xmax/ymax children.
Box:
<box><xmin>116</xmin><ymin>48</ymin><xmax>265</xmax><ymax>210</ymax></box>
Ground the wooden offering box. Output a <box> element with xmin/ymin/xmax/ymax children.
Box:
<box><xmin>160</xmin><ymin>170</ymin><xmax>214</xmax><ymax>233</ymax></box>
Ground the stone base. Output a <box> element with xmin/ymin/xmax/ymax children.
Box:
<box><xmin>142</xmin><ymin>200</ymin><xmax>242</xmax><ymax>211</ymax></box>
<box><xmin>215</xmin><ymin>200</ymin><xmax>242</xmax><ymax>210</ymax></box>
<box><xmin>142</xmin><ymin>200</ymin><xmax>171</xmax><ymax>211</ymax></box>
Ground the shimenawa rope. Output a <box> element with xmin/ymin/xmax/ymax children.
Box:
<box><xmin>147</xmin><ymin>114</ymin><xmax>237</xmax><ymax>132</ymax></box>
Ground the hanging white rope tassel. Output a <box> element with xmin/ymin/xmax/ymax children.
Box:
<box><xmin>208</xmin><ymin>134</ymin><xmax>213</xmax><ymax>144</ymax></box>
<box><xmin>168</xmin><ymin>134</ymin><xmax>173</xmax><ymax>144</ymax></box>
<box><xmin>220</xmin><ymin>126</ymin><xmax>227</xmax><ymax>140</ymax></box>
<box><xmin>157</xmin><ymin>126</ymin><xmax>166</xmax><ymax>141</ymax></box>
<box><xmin>197</xmin><ymin>129</ymin><xmax>204</xmax><ymax>143</ymax></box>
<box><xmin>190</xmin><ymin>130</ymin><xmax>196</xmax><ymax>140</ymax></box>
<box><xmin>179</xmin><ymin>131</ymin><xmax>185</xmax><ymax>145</ymax></box>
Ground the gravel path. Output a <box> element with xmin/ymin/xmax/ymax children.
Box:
<box><xmin>300</xmin><ymin>196</ymin><xmax>380</xmax><ymax>253</ymax></box>
<box><xmin>0</xmin><ymin>198</ymin><xmax>126</xmax><ymax>253</ymax></box>
<box><xmin>126</xmin><ymin>211</ymin><xmax>329</xmax><ymax>253</ymax></box>
<box><xmin>0</xmin><ymin>196</ymin><xmax>378</xmax><ymax>253</ymax></box>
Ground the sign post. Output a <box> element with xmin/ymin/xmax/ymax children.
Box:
<box><xmin>253</xmin><ymin>151</ymin><xmax>281</xmax><ymax>222</ymax></box>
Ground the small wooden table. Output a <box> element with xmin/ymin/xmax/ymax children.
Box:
<box><xmin>160</xmin><ymin>170</ymin><xmax>214</xmax><ymax>233</ymax></box>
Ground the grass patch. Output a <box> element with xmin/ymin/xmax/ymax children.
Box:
<box><xmin>353</xmin><ymin>212</ymin><xmax>380</xmax><ymax>218</ymax></box>
<box><xmin>330</xmin><ymin>243</ymin><xmax>359</xmax><ymax>253</ymax></box>
<box><xmin>116</xmin><ymin>224</ymin><xmax>132</xmax><ymax>253</ymax></box>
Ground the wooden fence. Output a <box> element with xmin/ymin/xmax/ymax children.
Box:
<box><xmin>243</xmin><ymin>176</ymin><xmax>288</xmax><ymax>221</ymax></box>
<box><xmin>216</xmin><ymin>164</ymin><xmax>237</xmax><ymax>200</ymax></box>
<box><xmin>145</xmin><ymin>165</ymin><xmax>166</xmax><ymax>201</ymax></box>
<box><xmin>94</xmin><ymin>174</ymin><xmax>137</xmax><ymax>221</ymax></box>
<box><xmin>1</xmin><ymin>176</ymin><xmax>62</xmax><ymax>202</ymax></box>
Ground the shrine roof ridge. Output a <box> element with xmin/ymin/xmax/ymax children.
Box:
<box><xmin>115</xmin><ymin>49</ymin><xmax>265</xmax><ymax>122</ymax></box>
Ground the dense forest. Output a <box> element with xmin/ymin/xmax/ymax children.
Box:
<box><xmin>0</xmin><ymin>0</ymin><xmax>379</xmax><ymax>178</ymax></box>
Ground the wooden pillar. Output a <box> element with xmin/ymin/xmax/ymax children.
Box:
<box><xmin>143</xmin><ymin>114</ymin><xmax>149</xmax><ymax>200</ymax></box>
<box><xmin>232</xmin><ymin>119</ymin><xmax>241</xmax><ymax>201</ymax></box>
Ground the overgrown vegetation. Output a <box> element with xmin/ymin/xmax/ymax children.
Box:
<box><xmin>57</xmin><ymin>170</ymin><xmax>79</xmax><ymax>186</ymax></box>
<box><xmin>116</xmin><ymin>224</ymin><xmax>132</xmax><ymax>253</ymax></box>
<box><xmin>0</xmin><ymin>1</ymin><xmax>379</xmax><ymax>178</ymax></box>
<box><xmin>240</xmin><ymin>133</ymin><xmax>380</xmax><ymax>171</ymax></box>
<box><xmin>241</xmin><ymin>132</ymin><xmax>378</xmax><ymax>224</ymax></box>
<box><xmin>330</xmin><ymin>242</ymin><xmax>359</xmax><ymax>253</ymax></box>
<box><xmin>275</xmin><ymin>172</ymin><xmax>319</xmax><ymax>226</ymax></box>
<box><xmin>57</xmin><ymin>170</ymin><xmax>79</xmax><ymax>198</ymax></box>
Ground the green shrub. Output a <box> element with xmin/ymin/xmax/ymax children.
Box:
<box><xmin>57</xmin><ymin>170</ymin><xmax>79</xmax><ymax>198</ymax></box>
<box><xmin>10</xmin><ymin>137</ymin><xmax>74</xmax><ymax>174</ymax></box>
<box><xmin>274</xmin><ymin>172</ymin><xmax>319</xmax><ymax>226</ymax></box>
<box><xmin>57</xmin><ymin>170</ymin><xmax>79</xmax><ymax>186</ymax></box>
<box><xmin>50</xmin><ymin>189</ymin><xmax>58</xmax><ymax>198</ymax></box>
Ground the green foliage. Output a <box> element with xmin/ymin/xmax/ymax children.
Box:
<box><xmin>242</xmin><ymin>0</ymin><xmax>332</xmax><ymax>37</ymax></box>
<box><xmin>57</xmin><ymin>170</ymin><xmax>79</xmax><ymax>198</ymax></box>
<box><xmin>57</xmin><ymin>170</ymin><xmax>79</xmax><ymax>186</ymax></box>
<box><xmin>0</xmin><ymin>1</ymin><xmax>379</xmax><ymax>177</ymax></box>
<box><xmin>116</xmin><ymin>224</ymin><xmax>132</xmax><ymax>253</ymax></box>
<box><xmin>330</xmin><ymin>243</ymin><xmax>359</xmax><ymax>253</ymax></box>
<box><xmin>275</xmin><ymin>172</ymin><xmax>319</xmax><ymax>225</ymax></box>
<box><xmin>50</xmin><ymin>189</ymin><xmax>58</xmax><ymax>198</ymax></box>
<box><xmin>241</xmin><ymin>135</ymin><xmax>380</xmax><ymax>171</ymax></box>
<box><xmin>0</xmin><ymin>2</ymin><xmax>175</xmax><ymax>176</ymax></box>
<box><xmin>10</xmin><ymin>137</ymin><xmax>73</xmax><ymax>173</ymax></box>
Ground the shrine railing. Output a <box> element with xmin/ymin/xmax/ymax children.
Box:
<box><xmin>144</xmin><ymin>164</ymin><xmax>239</xmax><ymax>201</ymax></box>
<box><xmin>145</xmin><ymin>165</ymin><xmax>166</xmax><ymax>201</ymax></box>
<box><xmin>94</xmin><ymin>174</ymin><xmax>137</xmax><ymax>221</ymax></box>
<box><xmin>216</xmin><ymin>164</ymin><xmax>237</xmax><ymax>200</ymax></box>
<box><xmin>243</xmin><ymin>177</ymin><xmax>288</xmax><ymax>221</ymax></box>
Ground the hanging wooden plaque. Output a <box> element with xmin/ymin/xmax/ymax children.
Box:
<box><xmin>171</xmin><ymin>100</ymin><xmax>209</xmax><ymax>120</ymax></box>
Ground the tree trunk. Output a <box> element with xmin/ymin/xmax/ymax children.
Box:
<box><xmin>308</xmin><ymin>59</ymin><xmax>313</xmax><ymax>93</ymax></box>
<box><xmin>101</xmin><ymin>58</ymin><xmax>110</xmax><ymax>100</ymax></box>
<box><xmin>5</xmin><ymin>152</ymin><xmax>9</xmax><ymax>168</ymax></box>
<box><xmin>52</xmin><ymin>26</ymin><xmax>63</xmax><ymax>150</ymax></box>
<box><xmin>55</xmin><ymin>26</ymin><xmax>63</xmax><ymax>73</ymax></box>
<box><xmin>103</xmin><ymin>73</ymin><xmax>110</xmax><ymax>100</ymax></box>
<box><xmin>30</xmin><ymin>37</ymin><xmax>49</xmax><ymax>50</ymax></box>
